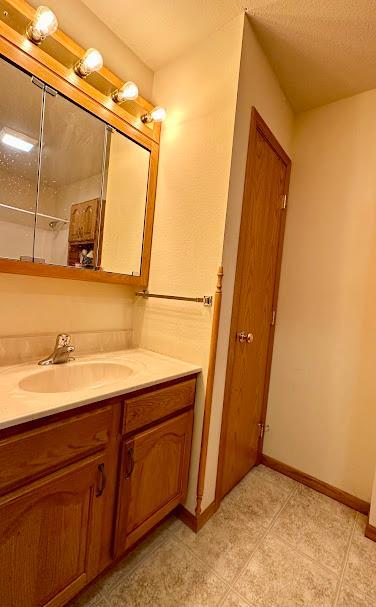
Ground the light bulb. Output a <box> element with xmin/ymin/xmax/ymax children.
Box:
<box><xmin>112</xmin><ymin>81</ymin><xmax>139</xmax><ymax>103</ymax></box>
<box><xmin>75</xmin><ymin>48</ymin><xmax>104</xmax><ymax>78</ymax></box>
<box><xmin>151</xmin><ymin>106</ymin><xmax>167</xmax><ymax>122</ymax></box>
<box><xmin>27</xmin><ymin>5</ymin><xmax>58</xmax><ymax>44</ymax></box>
<box><xmin>141</xmin><ymin>106</ymin><xmax>167</xmax><ymax>124</ymax></box>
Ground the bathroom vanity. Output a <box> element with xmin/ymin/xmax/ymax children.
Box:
<box><xmin>0</xmin><ymin>350</ymin><xmax>200</xmax><ymax>607</ymax></box>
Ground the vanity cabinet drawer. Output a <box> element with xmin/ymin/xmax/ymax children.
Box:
<box><xmin>123</xmin><ymin>377</ymin><xmax>196</xmax><ymax>434</ymax></box>
<box><xmin>0</xmin><ymin>405</ymin><xmax>112</xmax><ymax>495</ymax></box>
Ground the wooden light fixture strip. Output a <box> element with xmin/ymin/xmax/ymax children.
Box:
<box><xmin>0</xmin><ymin>0</ymin><xmax>161</xmax><ymax>143</ymax></box>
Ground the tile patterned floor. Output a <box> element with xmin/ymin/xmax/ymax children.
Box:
<box><xmin>68</xmin><ymin>465</ymin><xmax>376</xmax><ymax>607</ymax></box>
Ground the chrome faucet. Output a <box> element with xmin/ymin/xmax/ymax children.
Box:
<box><xmin>38</xmin><ymin>334</ymin><xmax>75</xmax><ymax>366</ymax></box>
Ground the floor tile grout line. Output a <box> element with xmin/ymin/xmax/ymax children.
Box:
<box><xmin>332</xmin><ymin>511</ymin><xmax>358</xmax><ymax>606</ymax></box>
<box><xmin>271</xmin><ymin>532</ymin><xmax>345</xmax><ymax>577</ymax></box>
<box><xmin>235</xmin><ymin>469</ymin><xmax>299</xmax><ymax>503</ymax></box>
<box><xmin>264</xmin><ymin>483</ymin><xmax>300</xmax><ymax>535</ymax></box>
<box><xmin>274</xmin><ymin>481</ymin><xmax>357</xmax><ymax>527</ymax></box>
<box><xmin>169</xmin><ymin>513</ymin><xmax>271</xmax><ymax>586</ymax></box>
<box><xmin>102</xmin><ymin>531</ymin><xmax>173</xmax><ymax>597</ymax></box>
<box><xmin>172</xmin><ymin>479</ymin><xmax>300</xmax><ymax>594</ymax></box>
<box><xmin>88</xmin><ymin>471</ymin><xmax>360</xmax><ymax>607</ymax></box>
<box><xmin>99</xmin><ymin>529</ymin><xmax>233</xmax><ymax>606</ymax></box>
<box><xmin>99</xmin><ymin>589</ymin><xmax>112</xmax><ymax>606</ymax></box>
<box><xmin>218</xmin><ymin>587</ymin><xmax>252</xmax><ymax>607</ymax></box>
<box><xmin>165</xmin><ymin>533</ymin><xmax>235</xmax><ymax>607</ymax></box>
<box><xmin>225</xmin><ymin>481</ymin><xmax>301</xmax><ymax>600</ymax></box>
<box><xmin>248</xmin><ymin>467</ymin><xmax>300</xmax><ymax>494</ymax></box>
<box><xmin>167</xmin><ymin>532</ymin><xmax>234</xmax><ymax>591</ymax></box>
<box><xmin>227</xmin><ymin>478</ymin><xmax>353</xmax><ymax>607</ymax></box>
<box><xmin>264</xmin><ymin>480</ymin><xmax>358</xmax><ymax>577</ymax></box>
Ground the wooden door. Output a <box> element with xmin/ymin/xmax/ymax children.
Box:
<box><xmin>0</xmin><ymin>454</ymin><xmax>106</xmax><ymax>607</ymax></box>
<box><xmin>114</xmin><ymin>410</ymin><xmax>193</xmax><ymax>556</ymax></box>
<box><xmin>217</xmin><ymin>108</ymin><xmax>291</xmax><ymax>500</ymax></box>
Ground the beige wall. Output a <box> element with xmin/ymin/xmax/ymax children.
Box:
<box><xmin>134</xmin><ymin>15</ymin><xmax>244</xmax><ymax>512</ymax></box>
<box><xmin>0</xmin><ymin>273</ymin><xmax>134</xmax><ymax>337</ymax></box>
<box><xmin>28</xmin><ymin>0</ymin><xmax>153</xmax><ymax>98</ymax></box>
<box><xmin>265</xmin><ymin>89</ymin><xmax>376</xmax><ymax>502</ymax></box>
<box><xmin>202</xmin><ymin>15</ymin><xmax>294</xmax><ymax>510</ymax></box>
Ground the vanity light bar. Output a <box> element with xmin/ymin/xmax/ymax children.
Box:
<box><xmin>24</xmin><ymin>7</ymin><xmax>166</xmax><ymax>121</ymax></box>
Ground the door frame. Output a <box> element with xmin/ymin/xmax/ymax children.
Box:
<box><xmin>215</xmin><ymin>107</ymin><xmax>291</xmax><ymax>503</ymax></box>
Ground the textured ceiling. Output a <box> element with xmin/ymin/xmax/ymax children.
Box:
<box><xmin>81</xmin><ymin>0</ymin><xmax>376</xmax><ymax>112</ymax></box>
<box><xmin>248</xmin><ymin>0</ymin><xmax>376</xmax><ymax>111</ymax></box>
<box><xmin>81</xmin><ymin>0</ymin><xmax>245</xmax><ymax>71</ymax></box>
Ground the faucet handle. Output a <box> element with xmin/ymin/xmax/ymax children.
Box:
<box><xmin>56</xmin><ymin>334</ymin><xmax>71</xmax><ymax>348</ymax></box>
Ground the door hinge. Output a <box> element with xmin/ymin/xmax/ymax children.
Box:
<box><xmin>281</xmin><ymin>194</ymin><xmax>287</xmax><ymax>210</ymax></box>
<box><xmin>271</xmin><ymin>310</ymin><xmax>276</xmax><ymax>326</ymax></box>
<box><xmin>258</xmin><ymin>423</ymin><xmax>270</xmax><ymax>439</ymax></box>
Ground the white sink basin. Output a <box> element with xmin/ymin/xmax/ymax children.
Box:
<box><xmin>19</xmin><ymin>361</ymin><xmax>133</xmax><ymax>393</ymax></box>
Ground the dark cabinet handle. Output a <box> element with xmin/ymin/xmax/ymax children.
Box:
<box><xmin>125</xmin><ymin>447</ymin><xmax>134</xmax><ymax>479</ymax></box>
<box><xmin>96</xmin><ymin>463</ymin><xmax>106</xmax><ymax>497</ymax></box>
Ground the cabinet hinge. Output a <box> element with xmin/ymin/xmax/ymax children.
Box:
<box><xmin>31</xmin><ymin>76</ymin><xmax>57</xmax><ymax>96</ymax></box>
<box><xmin>31</xmin><ymin>76</ymin><xmax>44</xmax><ymax>90</ymax></box>
<box><xmin>45</xmin><ymin>85</ymin><xmax>57</xmax><ymax>97</ymax></box>
<box><xmin>271</xmin><ymin>310</ymin><xmax>276</xmax><ymax>326</ymax></box>
<box><xmin>281</xmin><ymin>194</ymin><xmax>287</xmax><ymax>210</ymax></box>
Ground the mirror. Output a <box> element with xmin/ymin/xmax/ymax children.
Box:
<box><xmin>0</xmin><ymin>54</ymin><xmax>155</xmax><ymax>282</ymax></box>
<box><xmin>0</xmin><ymin>59</ymin><xmax>42</xmax><ymax>262</ymax></box>
<box><xmin>34</xmin><ymin>89</ymin><xmax>106</xmax><ymax>269</ymax></box>
<box><xmin>100</xmin><ymin>130</ymin><xmax>150</xmax><ymax>276</ymax></box>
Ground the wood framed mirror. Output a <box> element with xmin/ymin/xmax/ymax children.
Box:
<box><xmin>0</xmin><ymin>0</ymin><xmax>160</xmax><ymax>287</ymax></box>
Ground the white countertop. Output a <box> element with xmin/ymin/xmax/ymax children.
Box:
<box><xmin>0</xmin><ymin>348</ymin><xmax>201</xmax><ymax>431</ymax></box>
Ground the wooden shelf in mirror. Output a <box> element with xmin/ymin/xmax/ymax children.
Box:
<box><xmin>0</xmin><ymin>258</ymin><xmax>148</xmax><ymax>286</ymax></box>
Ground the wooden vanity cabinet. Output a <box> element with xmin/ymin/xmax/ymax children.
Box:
<box><xmin>67</xmin><ymin>199</ymin><xmax>102</xmax><ymax>268</ymax></box>
<box><xmin>68</xmin><ymin>199</ymin><xmax>99</xmax><ymax>243</ymax></box>
<box><xmin>0</xmin><ymin>375</ymin><xmax>197</xmax><ymax>607</ymax></box>
<box><xmin>0</xmin><ymin>401</ymin><xmax>122</xmax><ymax>607</ymax></box>
<box><xmin>0</xmin><ymin>454</ymin><xmax>105</xmax><ymax>607</ymax></box>
<box><xmin>115</xmin><ymin>409</ymin><xmax>194</xmax><ymax>556</ymax></box>
<box><xmin>114</xmin><ymin>377</ymin><xmax>196</xmax><ymax>555</ymax></box>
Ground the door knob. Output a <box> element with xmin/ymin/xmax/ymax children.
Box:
<box><xmin>237</xmin><ymin>331</ymin><xmax>254</xmax><ymax>344</ymax></box>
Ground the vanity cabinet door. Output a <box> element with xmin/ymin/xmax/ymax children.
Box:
<box><xmin>0</xmin><ymin>453</ymin><xmax>106</xmax><ymax>607</ymax></box>
<box><xmin>82</xmin><ymin>199</ymin><xmax>99</xmax><ymax>241</ymax></box>
<box><xmin>68</xmin><ymin>200</ymin><xmax>99</xmax><ymax>243</ymax></box>
<box><xmin>114</xmin><ymin>410</ymin><xmax>194</xmax><ymax>556</ymax></box>
<box><xmin>68</xmin><ymin>203</ymin><xmax>82</xmax><ymax>241</ymax></box>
